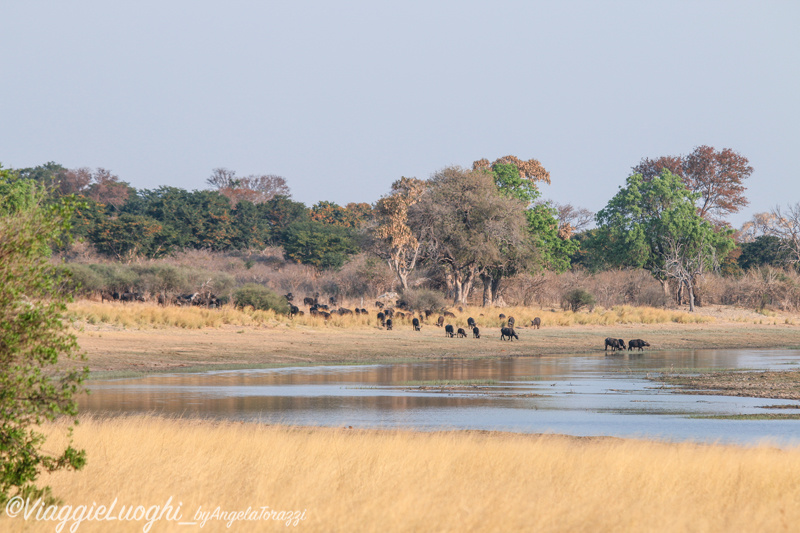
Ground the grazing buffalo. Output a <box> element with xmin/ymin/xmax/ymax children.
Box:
<box><xmin>457</xmin><ymin>328</ymin><xmax>467</xmax><ymax>338</ymax></box>
<box><xmin>472</xmin><ymin>327</ymin><xmax>480</xmax><ymax>339</ymax></box>
<box><xmin>467</xmin><ymin>317</ymin><xmax>476</xmax><ymax>328</ymax></box>
<box><xmin>499</xmin><ymin>313</ymin><xmax>506</xmax><ymax>319</ymax></box>
<box><xmin>360</xmin><ymin>308</ymin><xmax>368</xmax><ymax>315</ymax></box>
<box><xmin>507</xmin><ymin>316</ymin><xmax>515</xmax><ymax>328</ymax></box>
<box><xmin>377</xmin><ymin>312</ymin><xmax>386</xmax><ymax>326</ymax></box>
<box><xmin>101</xmin><ymin>291</ymin><xmax>118</xmax><ymax>303</ymax></box>
<box><xmin>320</xmin><ymin>311</ymin><xmax>331</xmax><ymax>320</ymax></box>
<box><xmin>412</xmin><ymin>318</ymin><xmax>421</xmax><ymax>331</ymax></box>
<box><xmin>289</xmin><ymin>305</ymin><xmax>300</xmax><ymax>318</ymax></box>
<box><xmin>338</xmin><ymin>307</ymin><xmax>353</xmax><ymax>315</ymax></box>
<box><xmin>500</xmin><ymin>327</ymin><xmax>518</xmax><ymax>341</ymax></box>
<box><xmin>395</xmin><ymin>311</ymin><xmax>406</xmax><ymax>319</ymax></box>
<box><xmin>316</xmin><ymin>303</ymin><xmax>329</xmax><ymax>311</ymax></box>
<box><xmin>604</xmin><ymin>338</ymin><xmax>626</xmax><ymax>352</ymax></box>
<box><xmin>386</xmin><ymin>319</ymin><xmax>393</xmax><ymax>330</ymax></box>
<box><xmin>303</xmin><ymin>296</ymin><xmax>316</xmax><ymax>306</ymax></box>
<box><xmin>424</xmin><ymin>310</ymin><xmax>433</xmax><ymax>318</ymax></box>
<box><xmin>445</xmin><ymin>324</ymin><xmax>455</xmax><ymax>338</ymax></box>
<box><xmin>437</xmin><ymin>316</ymin><xmax>445</xmax><ymax>327</ymax></box>
<box><xmin>384</xmin><ymin>308</ymin><xmax>395</xmax><ymax>318</ymax></box>
<box><xmin>628</xmin><ymin>339</ymin><xmax>650</xmax><ymax>351</ymax></box>
<box><xmin>531</xmin><ymin>317</ymin><xmax>541</xmax><ymax>329</ymax></box>
<box><xmin>375</xmin><ymin>301</ymin><xmax>384</xmax><ymax>309</ymax></box>
<box><xmin>284</xmin><ymin>292</ymin><xmax>294</xmax><ymax>302</ymax></box>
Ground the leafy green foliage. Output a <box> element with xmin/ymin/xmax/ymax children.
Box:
<box><xmin>562</xmin><ymin>288</ymin><xmax>596</xmax><ymax>312</ymax></box>
<box><xmin>739</xmin><ymin>235</ymin><xmax>791</xmax><ymax>271</ymax></box>
<box><xmin>232</xmin><ymin>284</ymin><xmax>290</xmax><ymax>313</ymax></box>
<box><xmin>281</xmin><ymin>220</ymin><xmax>359</xmax><ymax>269</ymax></box>
<box><xmin>0</xmin><ymin>168</ymin><xmax>87</xmax><ymax>505</ymax></box>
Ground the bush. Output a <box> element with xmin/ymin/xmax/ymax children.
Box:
<box><xmin>562</xmin><ymin>288</ymin><xmax>596</xmax><ymax>312</ymax></box>
<box><xmin>399</xmin><ymin>288</ymin><xmax>447</xmax><ymax>312</ymax></box>
<box><xmin>233</xmin><ymin>284</ymin><xmax>290</xmax><ymax>313</ymax></box>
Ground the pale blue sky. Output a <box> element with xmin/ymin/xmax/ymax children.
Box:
<box><xmin>2</xmin><ymin>1</ymin><xmax>798</xmax><ymax>227</ymax></box>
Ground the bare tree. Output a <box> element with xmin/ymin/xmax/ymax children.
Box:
<box><xmin>551</xmin><ymin>202</ymin><xmax>594</xmax><ymax>238</ymax></box>
<box><xmin>766</xmin><ymin>203</ymin><xmax>800</xmax><ymax>266</ymax></box>
<box><xmin>207</xmin><ymin>168</ymin><xmax>290</xmax><ymax>205</ymax></box>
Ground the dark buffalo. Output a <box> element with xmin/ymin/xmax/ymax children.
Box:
<box><xmin>377</xmin><ymin>312</ymin><xmax>386</xmax><ymax>326</ymax></box>
<box><xmin>320</xmin><ymin>311</ymin><xmax>331</xmax><ymax>320</ymax></box>
<box><xmin>507</xmin><ymin>316</ymin><xmax>515</xmax><ymax>328</ymax></box>
<box><xmin>100</xmin><ymin>291</ymin><xmax>118</xmax><ymax>303</ymax></box>
<box><xmin>289</xmin><ymin>305</ymin><xmax>300</xmax><ymax>318</ymax></box>
<box><xmin>384</xmin><ymin>308</ymin><xmax>395</xmax><ymax>318</ymax></box>
<box><xmin>338</xmin><ymin>307</ymin><xmax>353</xmax><ymax>315</ymax></box>
<box><xmin>375</xmin><ymin>301</ymin><xmax>384</xmax><ymax>309</ymax></box>
<box><xmin>395</xmin><ymin>311</ymin><xmax>406</xmax><ymax>319</ymax></box>
<box><xmin>628</xmin><ymin>339</ymin><xmax>650</xmax><ymax>351</ymax></box>
<box><xmin>412</xmin><ymin>318</ymin><xmax>421</xmax><ymax>331</ymax></box>
<box><xmin>443</xmin><ymin>311</ymin><xmax>456</xmax><ymax>318</ymax></box>
<box><xmin>531</xmin><ymin>317</ymin><xmax>541</xmax><ymax>329</ymax></box>
<box><xmin>445</xmin><ymin>324</ymin><xmax>455</xmax><ymax>338</ymax></box>
<box><xmin>457</xmin><ymin>328</ymin><xmax>467</xmax><ymax>338</ymax></box>
<box><xmin>355</xmin><ymin>308</ymin><xmax>362</xmax><ymax>315</ymax></box>
<box><xmin>437</xmin><ymin>316</ymin><xmax>445</xmax><ymax>327</ymax></box>
<box><xmin>284</xmin><ymin>292</ymin><xmax>294</xmax><ymax>302</ymax></box>
<box><xmin>360</xmin><ymin>308</ymin><xmax>368</xmax><ymax>315</ymax></box>
<box><xmin>499</xmin><ymin>313</ymin><xmax>506</xmax><ymax>319</ymax></box>
<box><xmin>604</xmin><ymin>338</ymin><xmax>626</xmax><ymax>352</ymax></box>
<box><xmin>329</xmin><ymin>296</ymin><xmax>338</xmax><ymax>306</ymax></box>
<box><xmin>467</xmin><ymin>317</ymin><xmax>476</xmax><ymax>328</ymax></box>
<box><xmin>386</xmin><ymin>319</ymin><xmax>393</xmax><ymax>330</ymax></box>
<box><xmin>500</xmin><ymin>327</ymin><xmax>518</xmax><ymax>341</ymax></box>
<box><xmin>316</xmin><ymin>303</ymin><xmax>329</xmax><ymax>311</ymax></box>
<box><xmin>472</xmin><ymin>327</ymin><xmax>480</xmax><ymax>339</ymax></box>
<box><xmin>303</xmin><ymin>296</ymin><xmax>316</xmax><ymax>306</ymax></box>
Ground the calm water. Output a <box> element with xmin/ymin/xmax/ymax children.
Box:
<box><xmin>80</xmin><ymin>349</ymin><xmax>800</xmax><ymax>446</ymax></box>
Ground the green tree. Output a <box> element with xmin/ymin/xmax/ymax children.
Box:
<box><xmin>0</xmin><ymin>167</ymin><xmax>87</xmax><ymax>505</ymax></box>
<box><xmin>281</xmin><ymin>220</ymin><xmax>359</xmax><ymax>269</ymax></box>
<box><xmin>594</xmin><ymin>170</ymin><xmax>734</xmax><ymax>311</ymax></box>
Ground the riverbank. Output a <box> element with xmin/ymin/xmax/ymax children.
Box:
<box><xmin>71</xmin><ymin>303</ymin><xmax>800</xmax><ymax>376</ymax></box>
<box><xmin>4</xmin><ymin>415</ymin><xmax>800</xmax><ymax>533</ymax></box>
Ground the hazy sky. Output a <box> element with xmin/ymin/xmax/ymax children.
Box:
<box><xmin>2</xmin><ymin>1</ymin><xmax>798</xmax><ymax>227</ymax></box>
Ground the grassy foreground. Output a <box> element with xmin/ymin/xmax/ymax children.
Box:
<box><xmin>3</xmin><ymin>416</ymin><xmax>800</xmax><ymax>532</ymax></box>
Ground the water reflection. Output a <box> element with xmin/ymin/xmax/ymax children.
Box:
<box><xmin>80</xmin><ymin>349</ymin><xmax>800</xmax><ymax>446</ymax></box>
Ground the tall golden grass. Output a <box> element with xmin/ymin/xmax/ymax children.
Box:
<box><xmin>4</xmin><ymin>416</ymin><xmax>798</xmax><ymax>532</ymax></box>
<box><xmin>68</xmin><ymin>301</ymin><xmax>712</xmax><ymax>330</ymax></box>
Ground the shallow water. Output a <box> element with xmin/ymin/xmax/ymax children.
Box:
<box><xmin>80</xmin><ymin>349</ymin><xmax>800</xmax><ymax>446</ymax></box>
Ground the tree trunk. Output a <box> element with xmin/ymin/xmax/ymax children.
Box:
<box><xmin>687</xmin><ymin>279</ymin><xmax>696</xmax><ymax>312</ymax></box>
<box><xmin>481</xmin><ymin>274</ymin><xmax>493</xmax><ymax>307</ymax></box>
<box><xmin>491</xmin><ymin>276</ymin><xmax>502</xmax><ymax>306</ymax></box>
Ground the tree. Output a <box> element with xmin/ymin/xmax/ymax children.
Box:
<box><xmin>0</xmin><ymin>167</ymin><xmax>87</xmax><ymax>505</ymax></box>
<box><xmin>207</xmin><ymin>168</ymin><xmax>290</xmax><ymax>206</ymax></box>
<box><xmin>365</xmin><ymin>177</ymin><xmax>426</xmax><ymax>291</ymax></box>
<box><xmin>764</xmin><ymin>203</ymin><xmax>800</xmax><ymax>267</ymax></box>
<box><xmin>409</xmin><ymin>166</ymin><xmax>530</xmax><ymax>305</ymax></box>
<box><xmin>281</xmin><ymin>220</ymin><xmax>359</xmax><ymax>269</ymax></box>
<box><xmin>738</xmin><ymin>235</ymin><xmax>791</xmax><ymax>271</ymax></box>
<box><xmin>632</xmin><ymin>146</ymin><xmax>753</xmax><ymax>224</ymax></box>
<box><xmin>594</xmin><ymin>170</ymin><xmax>734</xmax><ymax>310</ymax></box>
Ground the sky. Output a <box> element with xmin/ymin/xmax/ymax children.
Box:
<box><xmin>2</xmin><ymin>1</ymin><xmax>798</xmax><ymax>228</ymax></box>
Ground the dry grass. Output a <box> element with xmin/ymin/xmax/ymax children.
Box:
<box><xmin>68</xmin><ymin>301</ymin><xmax>711</xmax><ymax>331</ymax></box>
<box><xmin>4</xmin><ymin>416</ymin><xmax>800</xmax><ymax>532</ymax></box>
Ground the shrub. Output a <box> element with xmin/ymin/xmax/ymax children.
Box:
<box><xmin>233</xmin><ymin>284</ymin><xmax>290</xmax><ymax>314</ymax></box>
<box><xmin>399</xmin><ymin>288</ymin><xmax>447</xmax><ymax>312</ymax></box>
<box><xmin>562</xmin><ymin>288</ymin><xmax>596</xmax><ymax>312</ymax></box>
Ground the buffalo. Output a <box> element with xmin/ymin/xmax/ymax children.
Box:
<box><xmin>284</xmin><ymin>292</ymin><xmax>294</xmax><ymax>302</ymax></box>
<box><xmin>499</xmin><ymin>313</ymin><xmax>506</xmax><ymax>319</ymax></box>
<box><xmin>412</xmin><ymin>318</ymin><xmax>421</xmax><ymax>331</ymax></box>
<box><xmin>472</xmin><ymin>327</ymin><xmax>480</xmax><ymax>339</ymax></box>
<box><xmin>604</xmin><ymin>338</ymin><xmax>627</xmax><ymax>352</ymax></box>
<box><xmin>445</xmin><ymin>324</ymin><xmax>455</xmax><ymax>338</ymax></box>
<box><xmin>377</xmin><ymin>312</ymin><xmax>386</xmax><ymax>326</ymax></box>
<box><xmin>288</xmin><ymin>305</ymin><xmax>300</xmax><ymax>318</ymax></box>
<box><xmin>437</xmin><ymin>316</ymin><xmax>445</xmax><ymax>327</ymax></box>
<box><xmin>338</xmin><ymin>307</ymin><xmax>353</xmax><ymax>315</ymax></box>
<box><xmin>531</xmin><ymin>317</ymin><xmax>541</xmax><ymax>329</ymax></box>
<box><xmin>443</xmin><ymin>311</ymin><xmax>456</xmax><ymax>318</ymax></box>
<box><xmin>628</xmin><ymin>339</ymin><xmax>650</xmax><ymax>351</ymax></box>
<box><xmin>507</xmin><ymin>316</ymin><xmax>515</xmax><ymax>328</ymax></box>
<box><xmin>500</xmin><ymin>327</ymin><xmax>518</xmax><ymax>341</ymax></box>
<box><xmin>386</xmin><ymin>319</ymin><xmax>393</xmax><ymax>330</ymax></box>
<box><xmin>467</xmin><ymin>317</ymin><xmax>476</xmax><ymax>328</ymax></box>
<box><xmin>375</xmin><ymin>301</ymin><xmax>384</xmax><ymax>309</ymax></box>
<box><xmin>457</xmin><ymin>328</ymin><xmax>467</xmax><ymax>338</ymax></box>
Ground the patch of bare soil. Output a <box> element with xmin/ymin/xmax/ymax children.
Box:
<box><xmin>656</xmin><ymin>370</ymin><xmax>800</xmax><ymax>400</ymax></box>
